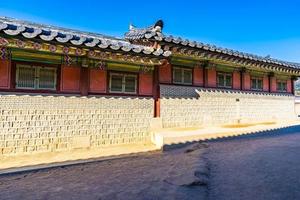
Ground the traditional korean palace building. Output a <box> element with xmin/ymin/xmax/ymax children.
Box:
<box><xmin>0</xmin><ymin>17</ymin><xmax>299</xmax><ymax>157</ymax></box>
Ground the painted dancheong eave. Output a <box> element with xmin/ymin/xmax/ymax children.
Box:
<box><xmin>125</xmin><ymin>20</ymin><xmax>300</xmax><ymax>75</ymax></box>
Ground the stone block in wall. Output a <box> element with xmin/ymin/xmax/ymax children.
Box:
<box><xmin>72</xmin><ymin>136</ymin><xmax>91</xmax><ymax>149</ymax></box>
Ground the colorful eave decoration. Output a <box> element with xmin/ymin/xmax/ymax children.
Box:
<box><xmin>125</xmin><ymin>20</ymin><xmax>300</xmax><ymax>75</ymax></box>
<box><xmin>0</xmin><ymin>17</ymin><xmax>171</xmax><ymax>67</ymax></box>
<box><xmin>0</xmin><ymin>17</ymin><xmax>299</xmax><ymax>75</ymax></box>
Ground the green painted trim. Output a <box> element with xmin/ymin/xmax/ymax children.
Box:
<box><xmin>12</xmin><ymin>57</ymin><xmax>60</xmax><ymax>65</ymax></box>
<box><xmin>11</xmin><ymin>48</ymin><xmax>62</xmax><ymax>63</ymax></box>
<box><xmin>171</xmin><ymin>61</ymin><xmax>195</xmax><ymax>67</ymax></box>
<box><xmin>170</xmin><ymin>57</ymin><xmax>197</xmax><ymax>67</ymax></box>
<box><xmin>215</xmin><ymin>64</ymin><xmax>236</xmax><ymax>72</ymax></box>
<box><xmin>11</xmin><ymin>47</ymin><xmax>63</xmax><ymax>57</ymax></box>
<box><xmin>107</xmin><ymin>62</ymin><xmax>154</xmax><ymax>72</ymax></box>
<box><xmin>107</xmin><ymin>62</ymin><xmax>139</xmax><ymax>72</ymax></box>
<box><xmin>107</xmin><ymin>62</ymin><xmax>138</xmax><ymax>68</ymax></box>
<box><xmin>249</xmin><ymin>70</ymin><xmax>267</xmax><ymax>76</ymax></box>
<box><xmin>275</xmin><ymin>74</ymin><xmax>290</xmax><ymax>80</ymax></box>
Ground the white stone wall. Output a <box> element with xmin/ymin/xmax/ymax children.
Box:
<box><xmin>0</xmin><ymin>94</ymin><xmax>154</xmax><ymax>156</ymax></box>
<box><xmin>295</xmin><ymin>103</ymin><xmax>300</xmax><ymax>117</ymax></box>
<box><xmin>160</xmin><ymin>85</ymin><xmax>296</xmax><ymax>128</ymax></box>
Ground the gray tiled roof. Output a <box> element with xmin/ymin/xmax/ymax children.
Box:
<box><xmin>125</xmin><ymin>21</ymin><xmax>300</xmax><ymax>70</ymax></box>
<box><xmin>0</xmin><ymin>17</ymin><xmax>171</xmax><ymax>57</ymax></box>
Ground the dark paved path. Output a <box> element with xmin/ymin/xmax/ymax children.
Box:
<box><xmin>1</xmin><ymin>125</ymin><xmax>300</xmax><ymax>200</ymax></box>
<box><xmin>0</xmin><ymin>143</ymin><xmax>209</xmax><ymax>200</ymax></box>
<box><xmin>208</xmin><ymin>125</ymin><xmax>300</xmax><ymax>200</ymax></box>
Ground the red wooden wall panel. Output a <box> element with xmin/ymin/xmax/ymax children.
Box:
<box><xmin>0</xmin><ymin>60</ymin><xmax>11</xmax><ymax>89</ymax></box>
<box><xmin>60</xmin><ymin>65</ymin><xmax>81</xmax><ymax>92</ymax></box>
<box><xmin>263</xmin><ymin>76</ymin><xmax>269</xmax><ymax>92</ymax></box>
<box><xmin>139</xmin><ymin>73</ymin><xmax>153</xmax><ymax>96</ymax></box>
<box><xmin>159</xmin><ymin>64</ymin><xmax>171</xmax><ymax>83</ymax></box>
<box><xmin>232</xmin><ymin>71</ymin><xmax>241</xmax><ymax>90</ymax></box>
<box><xmin>206</xmin><ymin>68</ymin><xmax>216</xmax><ymax>87</ymax></box>
<box><xmin>89</xmin><ymin>69</ymin><xmax>107</xmax><ymax>93</ymax></box>
<box><xmin>270</xmin><ymin>76</ymin><xmax>277</xmax><ymax>92</ymax></box>
<box><xmin>193</xmin><ymin>67</ymin><xmax>204</xmax><ymax>86</ymax></box>
<box><xmin>243</xmin><ymin>73</ymin><xmax>251</xmax><ymax>90</ymax></box>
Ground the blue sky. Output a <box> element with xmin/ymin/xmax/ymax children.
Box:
<box><xmin>0</xmin><ymin>0</ymin><xmax>299</xmax><ymax>62</ymax></box>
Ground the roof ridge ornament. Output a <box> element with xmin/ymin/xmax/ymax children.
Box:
<box><xmin>153</xmin><ymin>20</ymin><xmax>163</xmax><ymax>32</ymax></box>
<box><xmin>129</xmin><ymin>23</ymin><xmax>135</xmax><ymax>31</ymax></box>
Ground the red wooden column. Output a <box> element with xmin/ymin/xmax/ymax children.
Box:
<box><xmin>286</xmin><ymin>78</ymin><xmax>294</xmax><ymax>94</ymax></box>
<box><xmin>203</xmin><ymin>65</ymin><xmax>207</xmax><ymax>87</ymax></box>
<box><xmin>268</xmin><ymin>74</ymin><xmax>272</xmax><ymax>93</ymax></box>
<box><xmin>153</xmin><ymin>65</ymin><xmax>160</xmax><ymax>117</ymax></box>
<box><xmin>239</xmin><ymin>68</ymin><xmax>244</xmax><ymax>91</ymax></box>
<box><xmin>291</xmin><ymin>78</ymin><xmax>296</xmax><ymax>95</ymax></box>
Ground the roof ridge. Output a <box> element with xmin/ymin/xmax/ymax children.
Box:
<box><xmin>0</xmin><ymin>16</ymin><xmax>171</xmax><ymax>57</ymax></box>
<box><xmin>0</xmin><ymin>16</ymin><xmax>122</xmax><ymax>41</ymax></box>
<box><xmin>125</xmin><ymin>21</ymin><xmax>300</xmax><ymax>69</ymax></box>
<box><xmin>163</xmin><ymin>32</ymin><xmax>300</xmax><ymax>65</ymax></box>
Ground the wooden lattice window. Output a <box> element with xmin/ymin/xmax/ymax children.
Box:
<box><xmin>16</xmin><ymin>64</ymin><xmax>57</xmax><ymax>90</ymax></box>
<box><xmin>277</xmin><ymin>80</ymin><xmax>287</xmax><ymax>92</ymax></box>
<box><xmin>109</xmin><ymin>73</ymin><xmax>137</xmax><ymax>94</ymax></box>
<box><xmin>172</xmin><ymin>67</ymin><xmax>192</xmax><ymax>85</ymax></box>
<box><xmin>251</xmin><ymin>77</ymin><xmax>263</xmax><ymax>91</ymax></box>
<box><xmin>217</xmin><ymin>72</ymin><xmax>232</xmax><ymax>88</ymax></box>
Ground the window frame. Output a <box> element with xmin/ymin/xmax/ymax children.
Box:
<box><xmin>250</xmin><ymin>76</ymin><xmax>263</xmax><ymax>91</ymax></box>
<box><xmin>37</xmin><ymin>67</ymin><xmax>57</xmax><ymax>90</ymax></box>
<box><xmin>276</xmin><ymin>80</ymin><xmax>287</xmax><ymax>92</ymax></box>
<box><xmin>109</xmin><ymin>72</ymin><xmax>138</xmax><ymax>95</ymax></box>
<box><xmin>15</xmin><ymin>63</ymin><xmax>57</xmax><ymax>91</ymax></box>
<box><xmin>172</xmin><ymin>66</ymin><xmax>193</xmax><ymax>85</ymax></box>
<box><xmin>217</xmin><ymin>72</ymin><xmax>233</xmax><ymax>89</ymax></box>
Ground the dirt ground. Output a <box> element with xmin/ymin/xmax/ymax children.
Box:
<box><xmin>1</xmin><ymin>125</ymin><xmax>300</xmax><ymax>200</ymax></box>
